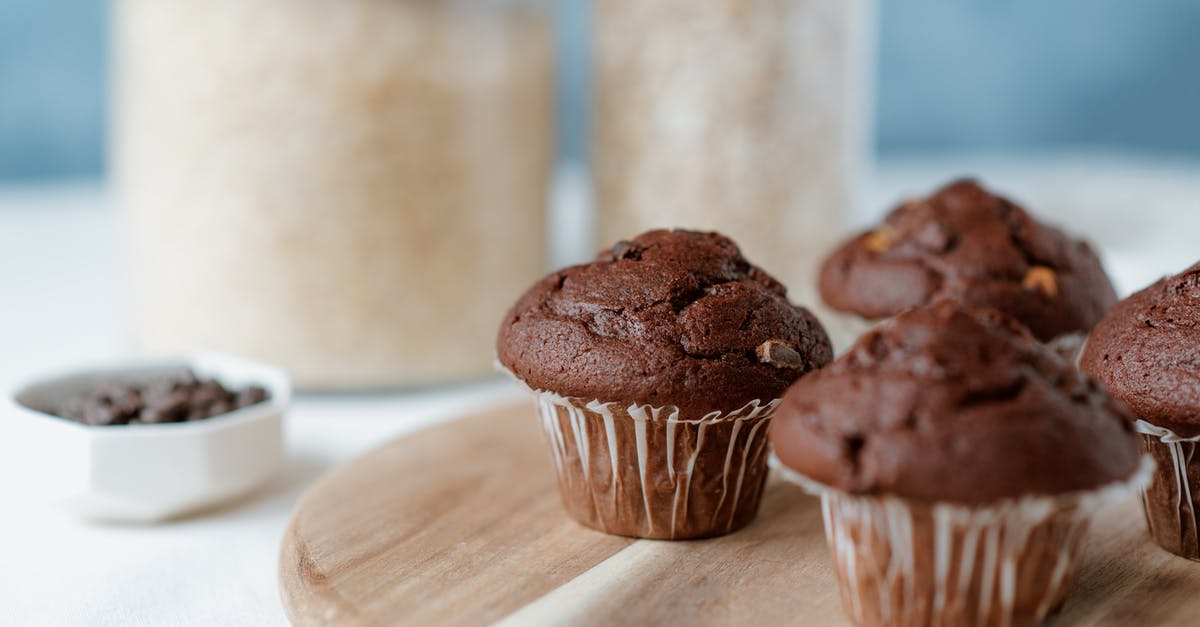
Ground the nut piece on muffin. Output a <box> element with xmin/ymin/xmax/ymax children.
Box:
<box><xmin>1081</xmin><ymin>260</ymin><xmax>1200</xmax><ymax>560</ymax></box>
<box><xmin>818</xmin><ymin>179</ymin><xmax>1117</xmax><ymax>350</ymax></box>
<box><xmin>772</xmin><ymin>300</ymin><xmax>1143</xmax><ymax>627</ymax></box>
<box><xmin>498</xmin><ymin>229</ymin><xmax>832</xmax><ymax>539</ymax></box>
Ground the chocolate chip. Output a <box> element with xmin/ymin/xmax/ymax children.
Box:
<box><xmin>50</xmin><ymin>370</ymin><xmax>271</xmax><ymax>427</ymax></box>
<box><xmin>208</xmin><ymin>401</ymin><xmax>232</xmax><ymax>417</ymax></box>
<box><xmin>141</xmin><ymin>390</ymin><xmax>190</xmax><ymax>424</ymax></box>
<box><xmin>235</xmin><ymin>386</ymin><xmax>268</xmax><ymax>408</ymax></box>
<box><xmin>756</xmin><ymin>340</ymin><xmax>806</xmax><ymax>369</ymax></box>
<box><xmin>192</xmin><ymin>380</ymin><xmax>225</xmax><ymax>406</ymax></box>
<box><xmin>84</xmin><ymin>405</ymin><xmax>119</xmax><ymax>427</ymax></box>
<box><xmin>172</xmin><ymin>371</ymin><xmax>199</xmax><ymax>390</ymax></box>
<box><xmin>611</xmin><ymin>240</ymin><xmax>647</xmax><ymax>261</ymax></box>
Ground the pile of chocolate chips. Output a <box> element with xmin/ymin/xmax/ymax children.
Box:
<box><xmin>55</xmin><ymin>370</ymin><xmax>269</xmax><ymax>426</ymax></box>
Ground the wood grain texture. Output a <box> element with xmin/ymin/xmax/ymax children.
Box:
<box><xmin>279</xmin><ymin>403</ymin><xmax>635</xmax><ymax>626</ymax></box>
<box><xmin>280</xmin><ymin>403</ymin><xmax>1200</xmax><ymax>626</ymax></box>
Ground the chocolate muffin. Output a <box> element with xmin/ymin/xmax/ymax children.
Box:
<box><xmin>818</xmin><ymin>179</ymin><xmax>1117</xmax><ymax>348</ymax></box>
<box><xmin>498</xmin><ymin>229</ymin><xmax>832</xmax><ymax>539</ymax></box>
<box><xmin>1081</xmin><ymin>260</ymin><xmax>1200</xmax><ymax>559</ymax></box>
<box><xmin>772</xmin><ymin>301</ymin><xmax>1143</xmax><ymax>627</ymax></box>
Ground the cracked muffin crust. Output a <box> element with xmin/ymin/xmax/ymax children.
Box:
<box><xmin>1081</xmin><ymin>260</ymin><xmax>1200</xmax><ymax>437</ymax></box>
<box><xmin>497</xmin><ymin>229</ymin><xmax>833</xmax><ymax>415</ymax></box>
<box><xmin>818</xmin><ymin>179</ymin><xmax>1117</xmax><ymax>342</ymax></box>
<box><xmin>771</xmin><ymin>300</ymin><xmax>1140</xmax><ymax>503</ymax></box>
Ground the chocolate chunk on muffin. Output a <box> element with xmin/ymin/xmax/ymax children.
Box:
<box><xmin>772</xmin><ymin>300</ymin><xmax>1142</xmax><ymax>627</ymax></box>
<box><xmin>819</xmin><ymin>179</ymin><xmax>1117</xmax><ymax>344</ymax></box>
<box><xmin>499</xmin><ymin>229</ymin><xmax>832</xmax><ymax>539</ymax></box>
<box><xmin>1081</xmin><ymin>260</ymin><xmax>1200</xmax><ymax>559</ymax></box>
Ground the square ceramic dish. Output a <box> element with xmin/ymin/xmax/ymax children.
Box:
<box><xmin>3</xmin><ymin>352</ymin><xmax>290</xmax><ymax>522</ymax></box>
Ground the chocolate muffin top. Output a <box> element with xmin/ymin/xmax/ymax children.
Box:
<box><xmin>497</xmin><ymin>229</ymin><xmax>833</xmax><ymax>415</ymax></box>
<box><xmin>1080</xmin><ymin>261</ymin><xmax>1200</xmax><ymax>436</ymax></box>
<box><xmin>819</xmin><ymin>179</ymin><xmax>1117</xmax><ymax>342</ymax></box>
<box><xmin>771</xmin><ymin>301</ymin><xmax>1140</xmax><ymax>503</ymax></box>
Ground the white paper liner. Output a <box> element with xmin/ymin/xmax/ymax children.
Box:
<box><xmin>1136</xmin><ymin>420</ymin><xmax>1200</xmax><ymax>443</ymax></box>
<box><xmin>1072</xmin><ymin>332</ymin><xmax>1090</xmax><ymax>368</ymax></box>
<box><xmin>515</xmin><ymin>375</ymin><xmax>778</xmax><ymax>539</ymax></box>
<box><xmin>771</xmin><ymin>454</ymin><xmax>1152</xmax><ymax>627</ymax></box>
<box><xmin>1136</xmin><ymin>420</ymin><xmax>1200</xmax><ymax>559</ymax></box>
<box><xmin>1047</xmin><ymin>330</ymin><xmax>1088</xmax><ymax>365</ymax></box>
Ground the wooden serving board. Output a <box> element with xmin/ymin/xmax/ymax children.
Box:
<box><xmin>279</xmin><ymin>403</ymin><xmax>1200</xmax><ymax>626</ymax></box>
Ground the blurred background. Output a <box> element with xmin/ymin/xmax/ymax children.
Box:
<box><xmin>1</xmin><ymin>0</ymin><xmax>1198</xmax><ymax>386</ymax></box>
<box><xmin>2</xmin><ymin>0</ymin><xmax>1200</xmax><ymax>181</ymax></box>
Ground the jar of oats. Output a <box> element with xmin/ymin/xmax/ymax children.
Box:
<box><xmin>113</xmin><ymin>0</ymin><xmax>553</xmax><ymax>389</ymax></box>
<box><xmin>594</xmin><ymin>0</ymin><xmax>873</xmax><ymax>301</ymax></box>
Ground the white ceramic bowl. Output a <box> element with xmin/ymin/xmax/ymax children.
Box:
<box><xmin>4</xmin><ymin>353</ymin><xmax>290</xmax><ymax>522</ymax></box>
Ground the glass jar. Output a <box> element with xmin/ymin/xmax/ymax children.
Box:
<box><xmin>593</xmin><ymin>0</ymin><xmax>873</xmax><ymax>300</ymax></box>
<box><xmin>113</xmin><ymin>0</ymin><xmax>553</xmax><ymax>388</ymax></box>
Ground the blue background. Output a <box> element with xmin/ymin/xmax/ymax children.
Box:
<box><xmin>0</xmin><ymin>0</ymin><xmax>1197</xmax><ymax>181</ymax></box>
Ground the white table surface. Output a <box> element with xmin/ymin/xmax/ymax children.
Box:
<box><xmin>1</xmin><ymin>154</ymin><xmax>1198</xmax><ymax>626</ymax></box>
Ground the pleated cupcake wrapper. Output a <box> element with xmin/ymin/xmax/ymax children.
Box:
<box><xmin>771</xmin><ymin>454</ymin><xmax>1152</xmax><ymax>627</ymax></box>
<box><xmin>1136</xmin><ymin>420</ymin><xmax>1200</xmax><ymax>560</ymax></box>
<box><xmin>1048</xmin><ymin>330</ymin><xmax>1088</xmax><ymax>365</ymax></box>
<box><xmin>1073</xmin><ymin>333</ymin><xmax>1090</xmax><ymax>368</ymax></box>
<box><xmin>521</xmin><ymin>382</ymin><xmax>778</xmax><ymax>539</ymax></box>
